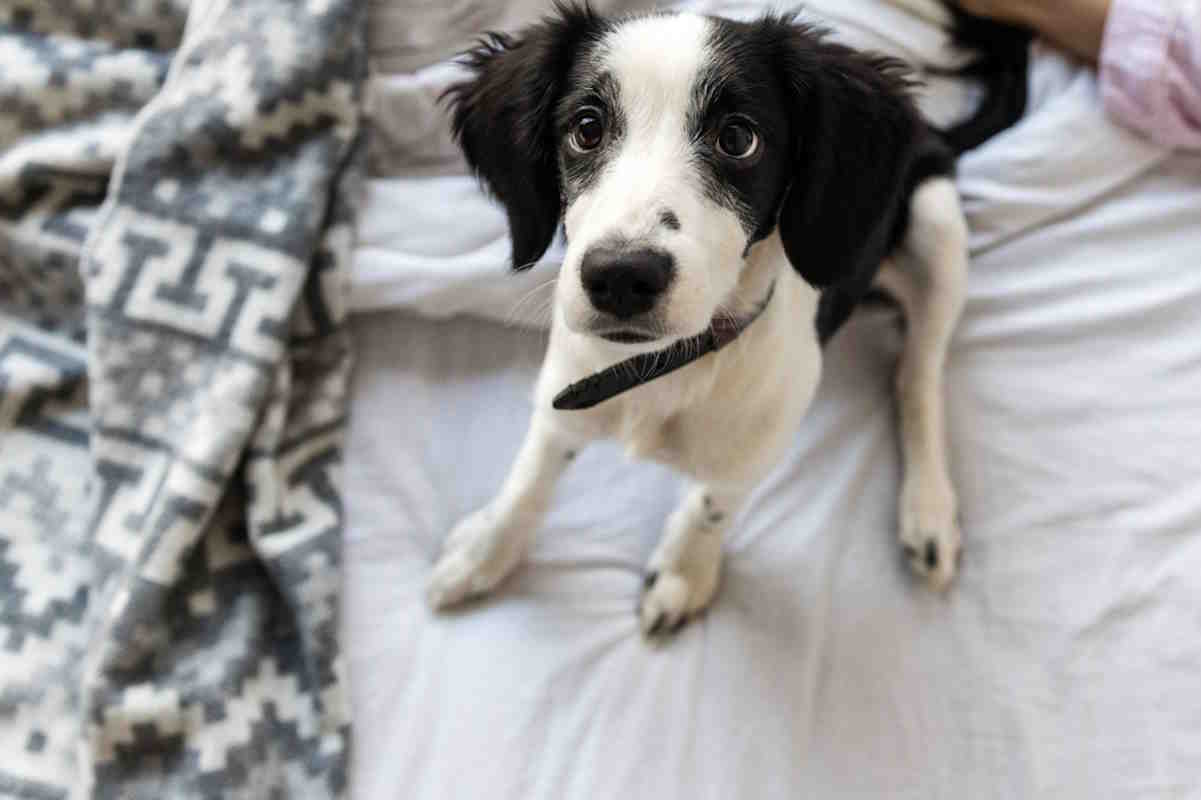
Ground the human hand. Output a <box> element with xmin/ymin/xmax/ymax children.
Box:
<box><xmin>953</xmin><ymin>0</ymin><xmax>1041</xmax><ymax>26</ymax></box>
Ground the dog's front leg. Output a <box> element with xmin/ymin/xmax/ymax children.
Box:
<box><xmin>639</xmin><ymin>484</ymin><xmax>748</xmax><ymax>636</ymax></box>
<box><xmin>876</xmin><ymin>178</ymin><xmax>968</xmax><ymax>590</ymax></box>
<box><xmin>427</xmin><ymin>419</ymin><xmax>578</xmax><ymax>609</ymax></box>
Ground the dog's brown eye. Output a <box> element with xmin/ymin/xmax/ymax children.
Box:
<box><xmin>717</xmin><ymin>120</ymin><xmax>759</xmax><ymax>159</ymax></box>
<box><xmin>570</xmin><ymin>111</ymin><xmax>605</xmax><ymax>152</ymax></box>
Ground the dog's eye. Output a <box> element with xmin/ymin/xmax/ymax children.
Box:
<box><xmin>716</xmin><ymin>119</ymin><xmax>759</xmax><ymax>160</ymax></box>
<box><xmin>570</xmin><ymin>110</ymin><xmax>605</xmax><ymax>153</ymax></box>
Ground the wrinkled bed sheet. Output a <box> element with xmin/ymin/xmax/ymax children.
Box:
<box><xmin>343</xmin><ymin>2</ymin><xmax>1201</xmax><ymax>798</ymax></box>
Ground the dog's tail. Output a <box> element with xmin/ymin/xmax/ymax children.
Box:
<box><xmin>934</xmin><ymin>6</ymin><xmax>1033</xmax><ymax>154</ymax></box>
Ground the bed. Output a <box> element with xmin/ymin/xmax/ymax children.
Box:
<box><xmin>2</xmin><ymin>1</ymin><xmax>1194</xmax><ymax>796</ymax></box>
<box><xmin>342</xmin><ymin>1</ymin><xmax>1201</xmax><ymax>798</ymax></box>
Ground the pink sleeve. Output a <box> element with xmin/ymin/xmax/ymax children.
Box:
<box><xmin>1100</xmin><ymin>0</ymin><xmax>1201</xmax><ymax>150</ymax></box>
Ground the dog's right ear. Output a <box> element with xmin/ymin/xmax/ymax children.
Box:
<box><xmin>443</xmin><ymin>4</ymin><xmax>600</xmax><ymax>271</ymax></box>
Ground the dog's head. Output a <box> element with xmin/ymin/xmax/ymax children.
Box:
<box><xmin>446</xmin><ymin>4</ymin><xmax>932</xmax><ymax>345</ymax></box>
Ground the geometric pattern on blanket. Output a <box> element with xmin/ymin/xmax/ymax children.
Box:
<box><xmin>1</xmin><ymin>0</ymin><xmax>365</xmax><ymax>796</ymax></box>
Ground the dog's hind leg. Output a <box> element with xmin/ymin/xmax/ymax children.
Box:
<box><xmin>874</xmin><ymin>177</ymin><xmax>968</xmax><ymax>590</ymax></box>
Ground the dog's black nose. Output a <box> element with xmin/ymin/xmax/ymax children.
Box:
<box><xmin>580</xmin><ymin>248</ymin><xmax>674</xmax><ymax>319</ymax></box>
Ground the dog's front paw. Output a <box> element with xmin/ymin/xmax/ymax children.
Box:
<box><xmin>638</xmin><ymin>535</ymin><xmax>722</xmax><ymax>637</ymax></box>
<box><xmin>899</xmin><ymin>481</ymin><xmax>961</xmax><ymax>592</ymax></box>
<box><xmin>426</xmin><ymin>510</ymin><xmax>529</xmax><ymax>610</ymax></box>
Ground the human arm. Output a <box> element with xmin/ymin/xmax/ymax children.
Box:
<box><xmin>954</xmin><ymin>0</ymin><xmax>1201</xmax><ymax>149</ymax></box>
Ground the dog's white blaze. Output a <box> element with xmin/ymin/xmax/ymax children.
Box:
<box><xmin>560</xmin><ymin>13</ymin><xmax>748</xmax><ymax>340</ymax></box>
<box><xmin>603</xmin><ymin>13</ymin><xmax>708</xmax><ymax>129</ymax></box>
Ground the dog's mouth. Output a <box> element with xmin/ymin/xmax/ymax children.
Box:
<box><xmin>598</xmin><ymin>329</ymin><xmax>658</xmax><ymax>345</ymax></box>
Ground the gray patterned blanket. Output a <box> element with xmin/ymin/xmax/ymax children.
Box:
<box><xmin>1</xmin><ymin>1</ymin><xmax>364</xmax><ymax>796</ymax></box>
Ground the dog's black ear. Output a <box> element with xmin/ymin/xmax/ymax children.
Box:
<box><xmin>443</xmin><ymin>4</ymin><xmax>600</xmax><ymax>271</ymax></box>
<box><xmin>762</xmin><ymin>16</ymin><xmax>946</xmax><ymax>335</ymax></box>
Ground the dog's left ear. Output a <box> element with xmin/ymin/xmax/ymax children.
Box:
<box><xmin>443</xmin><ymin>4</ymin><xmax>600</xmax><ymax>271</ymax></box>
<box><xmin>763</xmin><ymin>15</ymin><xmax>946</xmax><ymax>333</ymax></box>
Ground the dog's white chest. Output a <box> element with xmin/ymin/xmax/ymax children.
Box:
<box><xmin>620</xmin><ymin>407</ymin><xmax>678</xmax><ymax>463</ymax></box>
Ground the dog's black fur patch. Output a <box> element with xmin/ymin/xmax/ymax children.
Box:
<box><xmin>937</xmin><ymin>7</ymin><xmax>1032</xmax><ymax>154</ymax></box>
<box><xmin>688</xmin><ymin>21</ymin><xmax>794</xmax><ymax>248</ymax></box>
<box><xmin>443</xmin><ymin>3</ymin><xmax>610</xmax><ymax>270</ymax></box>
<box><xmin>557</xmin><ymin>69</ymin><xmax>625</xmax><ymax>202</ymax></box>
<box><xmin>709</xmin><ymin>14</ymin><xmax>956</xmax><ymax>341</ymax></box>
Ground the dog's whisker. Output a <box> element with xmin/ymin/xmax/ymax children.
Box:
<box><xmin>517</xmin><ymin>300</ymin><xmax>555</xmax><ymax>330</ymax></box>
<box><xmin>532</xmin><ymin>294</ymin><xmax>558</xmax><ymax>325</ymax></box>
<box><xmin>505</xmin><ymin>278</ymin><xmax>558</xmax><ymax>327</ymax></box>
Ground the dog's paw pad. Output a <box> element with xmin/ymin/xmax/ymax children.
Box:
<box><xmin>426</xmin><ymin>550</ymin><xmax>495</xmax><ymax>610</ymax></box>
<box><xmin>639</xmin><ymin>571</ymin><xmax>690</xmax><ymax>636</ymax></box>
<box><xmin>637</xmin><ymin>568</ymin><xmax>715</xmax><ymax>638</ymax></box>
<box><xmin>426</xmin><ymin>512</ymin><xmax>527</xmax><ymax>611</ymax></box>
<box><xmin>901</xmin><ymin>528</ymin><xmax>960</xmax><ymax>592</ymax></box>
<box><xmin>900</xmin><ymin>483</ymin><xmax>961</xmax><ymax>592</ymax></box>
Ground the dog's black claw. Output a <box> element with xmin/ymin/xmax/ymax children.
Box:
<box><xmin>668</xmin><ymin>615</ymin><xmax>688</xmax><ymax>635</ymax></box>
<box><xmin>643</xmin><ymin>571</ymin><xmax>659</xmax><ymax>590</ymax></box>
<box><xmin>924</xmin><ymin>540</ymin><xmax>939</xmax><ymax>570</ymax></box>
<box><xmin>646</xmin><ymin>614</ymin><xmax>666</xmax><ymax>637</ymax></box>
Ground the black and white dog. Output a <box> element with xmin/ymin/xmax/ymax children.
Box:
<box><xmin>428</xmin><ymin>2</ymin><xmax>1026</xmax><ymax>634</ymax></box>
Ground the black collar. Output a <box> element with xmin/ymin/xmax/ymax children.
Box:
<box><xmin>553</xmin><ymin>282</ymin><xmax>777</xmax><ymax>411</ymax></box>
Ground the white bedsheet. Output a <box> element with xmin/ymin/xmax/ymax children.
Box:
<box><xmin>343</xmin><ymin>3</ymin><xmax>1201</xmax><ymax>798</ymax></box>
